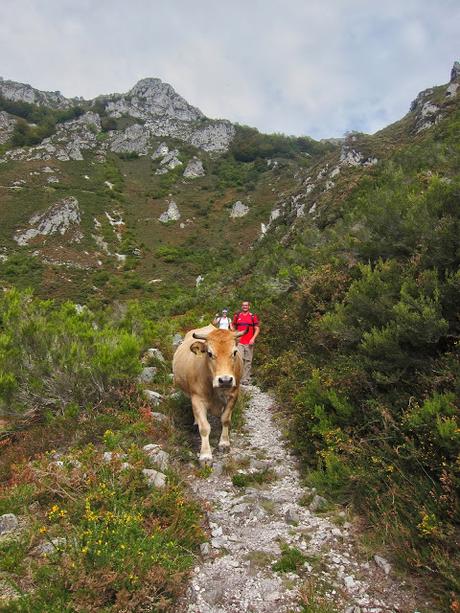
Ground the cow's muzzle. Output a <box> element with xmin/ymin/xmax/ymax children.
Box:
<box><xmin>215</xmin><ymin>375</ymin><xmax>234</xmax><ymax>388</ymax></box>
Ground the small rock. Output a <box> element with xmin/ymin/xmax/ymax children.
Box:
<box><xmin>150</xmin><ymin>411</ymin><xmax>169</xmax><ymax>423</ymax></box>
<box><xmin>28</xmin><ymin>501</ymin><xmax>41</xmax><ymax>513</ymax></box>
<box><xmin>0</xmin><ymin>514</ymin><xmax>18</xmax><ymax>535</ymax></box>
<box><xmin>143</xmin><ymin>389</ymin><xmax>162</xmax><ymax>406</ymax></box>
<box><xmin>103</xmin><ymin>451</ymin><xmax>113</xmax><ymax>463</ymax></box>
<box><xmin>285</xmin><ymin>507</ymin><xmax>300</xmax><ymax>525</ymax></box>
<box><xmin>343</xmin><ymin>575</ymin><xmax>356</xmax><ymax>590</ymax></box>
<box><xmin>230</xmin><ymin>200</ymin><xmax>249</xmax><ymax>218</ymax></box>
<box><xmin>309</xmin><ymin>494</ymin><xmax>328</xmax><ymax>512</ymax></box>
<box><xmin>250</xmin><ymin>458</ymin><xmax>268</xmax><ymax>470</ymax></box>
<box><xmin>200</xmin><ymin>542</ymin><xmax>211</xmax><ymax>556</ymax></box>
<box><xmin>374</xmin><ymin>554</ymin><xmax>391</xmax><ymax>575</ymax></box>
<box><xmin>138</xmin><ymin>366</ymin><xmax>157</xmax><ymax>384</ymax></box>
<box><xmin>120</xmin><ymin>462</ymin><xmax>132</xmax><ymax>470</ymax></box>
<box><xmin>30</xmin><ymin>537</ymin><xmax>66</xmax><ymax>556</ymax></box>
<box><xmin>145</xmin><ymin>348</ymin><xmax>165</xmax><ymax>362</ymax></box>
<box><xmin>142</xmin><ymin>468</ymin><xmax>167</xmax><ymax>488</ymax></box>
<box><xmin>143</xmin><ymin>444</ymin><xmax>170</xmax><ymax>471</ymax></box>
<box><xmin>172</xmin><ymin>333</ymin><xmax>182</xmax><ymax>347</ymax></box>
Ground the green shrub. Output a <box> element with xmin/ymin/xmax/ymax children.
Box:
<box><xmin>0</xmin><ymin>290</ymin><xmax>141</xmax><ymax>418</ymax></box>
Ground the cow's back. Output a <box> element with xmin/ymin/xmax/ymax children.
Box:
<box><xmin>172</xmin><ymin>324</ymin><xmax>215</xmax><ymax>397</ymax></box>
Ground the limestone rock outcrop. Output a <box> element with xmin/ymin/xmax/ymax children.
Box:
<box><xmin>14</xmin><ymin>196</ymin><xmax>81</xmax><ymax>245</ymax></box>
<box><xmin>183</xmin><ymin>157</ymin><xmax>205</xmax><ymax>178</ymax></box>
<box><xmin>0</xmin><ymin>111</ymin><xmax>16</xmax><ymax>144</ymax></box>
<box><xmin>230</xmin><ymin>201</ymin><xmax>249</xmax><ymax>218</ymax></box>
<box><xmin>159</xmin><ymin>200</ymin><xmax>181</xmax><ymax>223</ymax></box>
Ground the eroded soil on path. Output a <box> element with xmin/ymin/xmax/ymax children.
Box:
<box><xmin>179</xmin><ymin>385</ymin><xmax>437</xmax><ymax>613</ymax></box>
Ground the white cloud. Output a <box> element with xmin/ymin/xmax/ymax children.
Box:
<box><xmin>0</xmin><ymin>0</ymin><xmax>458</xmax><ymax>138</ymax></box>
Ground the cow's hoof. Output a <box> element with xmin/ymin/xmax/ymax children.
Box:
<box><xmin>218</xmin><ymin>443</ymin><xmax>230</xmax><ymax>453</ymax></box>
<box><xmin>199</xmin><ymin>454</ymin><xmax>213</xmax><ymax>466</ymax></box>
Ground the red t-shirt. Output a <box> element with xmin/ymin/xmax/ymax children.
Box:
<box><xmin>233</xmin><ymin>311</ymin><xmax>260</xmax><ymax>345</ymax></box>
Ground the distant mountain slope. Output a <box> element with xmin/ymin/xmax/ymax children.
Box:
<box><xmin>0</xmin><ymin>63</ymin><xmax>458</xmax><ymax>306</ymax></box>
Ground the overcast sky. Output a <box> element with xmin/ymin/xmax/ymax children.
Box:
<box><xmin>1</xmin><ymin>0</ymin><xmax>458</xmax><ymax>139</ymax></box>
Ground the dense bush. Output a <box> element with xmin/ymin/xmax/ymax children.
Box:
<box><xmin>0</xmin><ymin>290</ymin><xmax>141</xmax><ymax>419</ymax></box>
<box><xmin>231</xmin><ymin>125</ymin><xmax>333</xmax><ymax>162</ymax></box>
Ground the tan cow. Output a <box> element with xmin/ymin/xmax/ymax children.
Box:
<box><xmin>172</xmin><ymin>324</ymin><xmax>245</xmax><ymax>463</ymax></box>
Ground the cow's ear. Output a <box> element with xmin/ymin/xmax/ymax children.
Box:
<box><xmin>190</xmin><ymin>341</ymin><xmax>206</xmax><ymax>355</ymax></box>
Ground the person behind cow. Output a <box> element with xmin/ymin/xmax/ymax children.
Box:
<box><xmin>232</xmin><ymin>301</ymin><xmax>260</xmax><ymax>385</ymax></box>
<box><xmin>213</xmin><ymin>308</ymin><xmax>233</xmax><ymax>330</ymax></box>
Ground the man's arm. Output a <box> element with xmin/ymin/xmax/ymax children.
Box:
<box><xmin>249</xmin><ymin>321</ymin><xmax>260</xmax><ymax>344</ymax></box>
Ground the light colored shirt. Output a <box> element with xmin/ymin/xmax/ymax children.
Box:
<box><xmin>216</xmin><ymin>316</ymin><xmax>231</xmax><ymax>330</ymax></box>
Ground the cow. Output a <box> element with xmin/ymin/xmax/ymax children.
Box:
<box><xmin>172</xmin><ymin>324</ymin><xmax>246</xmax><ymax>464</ymax></box>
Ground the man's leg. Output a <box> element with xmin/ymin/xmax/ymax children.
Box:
<box><xmin>239</xmin><ymin>344</ymin><xmax>253</xmax><ymax>384</ymax></box>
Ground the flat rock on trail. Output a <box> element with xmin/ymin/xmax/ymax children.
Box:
<box><xmin>179</xmin><ymin>385</ymin><xmax>435</xmax><ymax>613</ymax></box>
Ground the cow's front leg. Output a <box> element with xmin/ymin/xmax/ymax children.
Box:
<box><xmin>218</xmin><ymin>392</ymin><xmax>238</xmax><ymax>452</ymax></box>
<box><xmin>192</xmin><ymin>398</ymin><xmax>212</xmax><ymax>464</ymax></box>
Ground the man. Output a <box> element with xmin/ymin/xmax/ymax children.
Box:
<box><xmin>232</xmin><ymin>301</ymin><xmax>260</xmax><ymax>385</ymax></box>
<box><xmin>213</xmin><ymin>308</ymin><xmax>233</xmax><ymax>330</ymax></box>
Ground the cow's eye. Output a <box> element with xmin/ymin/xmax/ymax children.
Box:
<box><xmin>207</xmin><ymin>351</ymin><xmax>214</xmax><ymax>358</ymax></box>
<box><xmin>232</xmin><ymin>349</ymin><xmax>238</xmax><ymax>357</ymax></box>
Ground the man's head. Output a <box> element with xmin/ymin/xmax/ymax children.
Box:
<box><xmin>241</xmin><ymin>301</ymin><xmax>250</xmax><ymax>312</ymax></box>
<box><xmin>222</xmin><ymin>308</ymin><xmax>228</xmax><ymax>315</ymax></box>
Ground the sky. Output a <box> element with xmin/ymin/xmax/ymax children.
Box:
<box><xmin>0</xmin><ymin>0</ymin><xmax>458</xmax><ymax>139</ymax></box>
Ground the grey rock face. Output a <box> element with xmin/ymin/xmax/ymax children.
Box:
<box><xmin>0</xmin><ymin>77</ymin><xmax>236</xmax><ymax>158</ymax></box>
<box><xmin>138</xmin><ymin>366</ymin><xmax>157</xmax><ymax>384</ymax></box>
<box><xmin>446</xmin><ymin>82</ymin><xmax>459</xmax><ymax>97</ymax></box>
<box><xmin>106</xmin><ymin>78</ymin><xmax>204</xmax><ymax>122</ymax></box>
<box><xmin>183</xmin><ymin>157</ymin><xmax>205</xmax><ymax>178</ymax></box>
<box><xmin>0</xmin><ymin>111</ymin><xmax>16</xmax><ymax>144</ymax></box>
<box><xmin>172</xmin><ymin>333</ymin><xmax>183</xmax><ymax>347</ymax></box>
<box><xmin>142</xmin><ymin>468</ymin><xmax>167</xmax><ymax>488</ymax></box>
<box><xmin>189</xmin><ymin>120</ymin><xmax>235</xmax><ymax>153</ymax></box>
<box><xmin>230</xmin><ymin>200</ymin><xmax>249</xmax><ymax>218</ymax></box>
<box><xmin>340</xmin><ymin>146</ymin><xmax>377</xmax><ymax>167</ymax></box>
<box><xmin>109</xmin><ymin>123</ymin><xmax>150</xmax><ymax>154</ymax></box>
<box><xmin>0</xmin><ymin>78</ymin><xmax>73</xmax><ymax>109</ymax></box>
<box><xmin>14</xmin><ymin>196</ymin><xmax>81</xmax><ymax>246</ymax></box>
<box><xmin>0</xmin><ymin>514</ymin><xmax>18</xmax><ymax>535</ymax></box>
<box><xmin>451</xmin><ymin>61</ymin><xmax>460</xmax><ymax>82</ymax></box>
<box><xmin>155</xmin><ymin>148</ymin><xmax>182</xmax><ymax>173</ymax></box>
<box><xmin>416</xmin><ymin>101</ymin><xmax>442</xmax><ymax>133</ymax></box>
<box><xmin>151</xmin><ymin>142</ymin><xmax>169</xmax><ymax>159</ymax></box>
<box><xmin>159</xmin><ymin>200</ymin><xmax>181</xmax><ymax>223</ymax></box>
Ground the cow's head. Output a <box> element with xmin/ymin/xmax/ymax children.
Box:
<box><xmin>190</xmin><ymin>328</ymin><xmax>246</xmax><ymax>388</ymax></box>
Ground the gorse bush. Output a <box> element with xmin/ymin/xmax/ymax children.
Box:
<box><xmin>0</xmin><ymin>290</ymin><xmax>141</xmax><ymax>419</ymax></box>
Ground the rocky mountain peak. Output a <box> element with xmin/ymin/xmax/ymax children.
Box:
<box><xmin>108</xmin><ymin>77</ymin><xmax>204</xmax><ymax>122</ymax></box>
<box><xmin>450</xmin><ymin>61</ymin><xmax>460</xmax><ymax>82</ymax></box>
<box><xmin>0</xmin><ymin>77</ymin><xmax>73</xmax><ymax>109</ymax></box>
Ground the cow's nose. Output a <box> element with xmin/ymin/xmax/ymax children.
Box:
<box><xmin>218</xmin><ymin>376</ymin><xmax>234</xmax><ymax>387</ymax></box>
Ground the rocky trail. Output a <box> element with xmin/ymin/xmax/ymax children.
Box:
<box><xmin>179</xmin><ymin>385</ymin><xmax>434</xmax><ymax>613</ymax></box>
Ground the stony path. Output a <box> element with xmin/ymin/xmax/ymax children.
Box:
<box><xmin>179</xmin><ymin>385</ymin><xmax>434</xmax><ymax>613</ymax></box>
